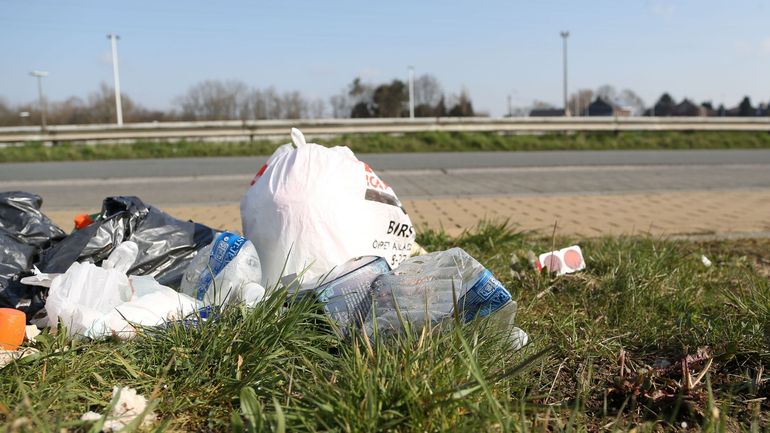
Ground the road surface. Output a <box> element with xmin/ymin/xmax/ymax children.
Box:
<box><xmin>1</xmin><ymin>149</ymin><xmax>769</xmax><ymax>210</ymax></box>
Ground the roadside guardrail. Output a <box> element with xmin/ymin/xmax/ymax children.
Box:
<box><xmin>1</xmin><ymin>116</ymin><xmax>769</xmax><ymax>144</ymax></box>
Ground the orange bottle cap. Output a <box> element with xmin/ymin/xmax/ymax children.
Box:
<box><xmin>0</xmin><ymin>308</ymin><xmax>26</xmax><ymax>351</ymax></box>
<box><xmin>74</xmin><ymin>213</ymin><xmax>94</xmax><ymax>230</ymax></box>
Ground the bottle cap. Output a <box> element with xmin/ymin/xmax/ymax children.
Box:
<box><xmin>0</xmin><ymin>308</ymin><xmax>26</xmax><ymax>350</ymax></box>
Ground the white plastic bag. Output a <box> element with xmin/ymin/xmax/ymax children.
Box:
<box><xmin>45</xmin><ymin>242</ymin><xmax>201</xmax><ymax>338</ymax></box>
<box><xmin>45</xmin><ymin>244</ymin><xmax>137</xmax><ymax>336</ymax></box>
<box><xmin>240</xmin><ymin>128</ymin><xmax>416</xmax><ymax>287</ymax></box>
<box><xmin>95</xmin><ymin>276</ymin><xmax>201</xmax><ymax>338</ymax></box>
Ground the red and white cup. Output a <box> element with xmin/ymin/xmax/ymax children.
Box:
<box><xmin>537</xmin><ymin>245</ymin><xmax>585</xmax><ymax>275</ymax></box>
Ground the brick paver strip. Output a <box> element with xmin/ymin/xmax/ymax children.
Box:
<box><xmin>44</xmin><ymin>190</ymin><xmax>770</xmax><ymax>238</ymax></box>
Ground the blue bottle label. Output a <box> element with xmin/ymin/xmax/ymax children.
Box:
<box><xmin>457</xmin><ymin>269</ymin><xmax>512</xmax><ymax>323</ymax></box>
<box><xmin>195</xmin><ymin>231</ymin><xmax>247</xmax><ymax>301</ymax></box>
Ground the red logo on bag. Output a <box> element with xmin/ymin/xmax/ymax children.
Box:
<box><xmin>362</xmin><ymin>162</ymin><xmax>389</xmax><ymax>191</ymax></box>
<box><xmin>250</xmin><ymin>163</ymin><xmax>269</xmax><ymax>185</ymax></box>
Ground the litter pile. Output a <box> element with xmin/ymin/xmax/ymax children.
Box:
<box><xmin>1</xmin><ymin>128</ymin><xmax>531</xmax><ymax>362</ymax></box>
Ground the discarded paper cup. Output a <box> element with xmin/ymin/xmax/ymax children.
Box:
<box><xmin>537</xmin><ymin>245</ymin><xmax>585</xmax><ymax>276</ymax></box>
<box><xmin>0</xmin><ymin>308</ymin><xmax>26</xmax><ymax>350</ymax></box>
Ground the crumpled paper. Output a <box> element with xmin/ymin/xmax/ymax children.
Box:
<box><xmin>25</xmin><ymin>325</ymin><xmax>40</xmax><ymax>342</ymax></box>
<box><xmin>81</xmin><ymin>386</ymin><xmax>155</xmax><ymax>431</ymax></box>
<box><xmin>0</xmin><ymin>347</ymin><xmax>39</xmax><ymax>369</ymax></box>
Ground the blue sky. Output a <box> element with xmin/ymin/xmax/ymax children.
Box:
<box><xmin>1</xmin><ymin>0</ymin><xmax>768</xmax><ymax>116</ymax></box>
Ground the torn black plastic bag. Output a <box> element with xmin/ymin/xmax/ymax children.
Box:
<box><xmin>0</xmin><ymin>192</ymin><xmax>66</xmax><ymax>313</ymax></box>
<box><xmin>0</xmin><ymin>191</ymin><xmax>66</xmax><ymax>248</ymax></box>
<box><xmin>37</xmin><ymin>196</ymin><xmax>217</xmax><ymax>288</ymax></box>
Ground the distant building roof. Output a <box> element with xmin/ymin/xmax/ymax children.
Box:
<box><xmin>672</xmin><ymin>99</ymin><xmax>706</xmax><ymax>116</ymax></box>
<box><xmin>588</xmin><ymin>97</ymin><xmax>615</xmax><ymax>116</ymax></box>
<box><xmin>529</xmin><ymin>108</ymin><xmax>564</xmax><ymax>117</ymax></box>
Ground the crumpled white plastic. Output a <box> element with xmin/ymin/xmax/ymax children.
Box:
<box><xmin>81</xmin><ymin>386</ymin><xmax>154</xmax><ymax>431</ymax></box>
<box><xmin>44</xmin><ymin>241</ymin><xmax>202</xmax><ymax>338</ymax></box>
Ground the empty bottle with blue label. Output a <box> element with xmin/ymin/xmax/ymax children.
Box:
<box><xmin>180</xmin><ymin>231</ymin><xmax>265</xmax><ymax>307</ymax></box>
<box><xmin>364</xmin><ymin>247</ymin><xmax>527</xmax><ymax>348</ymax></box>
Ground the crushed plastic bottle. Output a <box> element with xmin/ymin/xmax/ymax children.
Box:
<box><xmin>180</xmin><ymin>232</ymin><xmax>265</xmax><ymax>307</ymax></box>
<box><xmin>364</xmin><ymin>247</ymin><xmax>527</xmax><ymax>348</ymax></box>
<box><xmin>288</xmin><ymin>256</ymin><xmax>391</xmax><ymax>338</ymax></box>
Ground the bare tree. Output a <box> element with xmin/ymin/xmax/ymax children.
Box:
<box><xmin>617</xmin><ymin>89</ymin><xmax>645</xmax><ymax>116</ymax></box>
<box><xmin>347</xmin><ymin>78</ymin><xmax>376</xmax><ymax>118</ymax></box>
<box><xmin>307</xmin><ymin>98</ymin><xmax>326</xmax><ymax>118</ymax></box>
<box><xmin>243</xmin><ymin>88</ymin><xmax>265</xmax><ymax>120</ymax></box>
<box><xmin>568</xmin><ymin>89</ymin><xmax>594</xmax><ymax>116</ymax></box>
<box><xmin>241</xmin><ymin>86</ymin><xmax>327</xmax><ymax>120</ymax></box>
<box><xmin>0</xmin><ymin>97</ymin><xmax>19</xmax><ymax>126</ymax></box>
<box><xmin>414</xmin><ymin>74</ymin><xmax>443</xmax><ymax>107</ymax></box>
<box><xmin>531</xmin><ymin>100</ymin><xmax>555</xmax><ymax>109</ymax></box>
<box><xmin>329</xmin><ymin>91</ymin><xmax>351</xmax><ymax>118</ymax></box>
<box><xmin>175</xmin><ymin>79</ymin><xmax>249</xmax><ymax>120</ymax></box>
<box><xmin>447</xmin><ymin>88</ymin><xmax>474</xmax><ymax>117</ymax></box>
<box><xmin>595</xmin><ymin>85</ymin><xmax>617</xmax><ymax>103</ymax></box>
<box><xmin>281</xmin><ymin>91</ymin><xmax>306</xmax><ymax>119</ymax></box>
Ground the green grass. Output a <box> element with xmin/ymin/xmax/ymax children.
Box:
<box><xmin>3</xmin><ymin>130</ymin><xmax>770</xmax><ymax>163</ymax></box>
<box><xmin>2</xmin><ymin>223</ymin><xmax>770</xmax><ymax>431</ymax></box>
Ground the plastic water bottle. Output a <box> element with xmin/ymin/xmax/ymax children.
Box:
<box><xmin>364</xmin><ymin>248</ymin><xmax>526</xmax><ymax>347</ymax></box>
<box><xmin>180</xmin><ymin>232</ymin><xmax>265</xmax><ymax>307</ymax></box>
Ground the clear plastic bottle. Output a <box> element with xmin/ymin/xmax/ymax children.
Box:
<box><xmin>364</xmin><ymin>247</ymin><xmax>526</xmax><ymax>347</ymax></box>
<box><xmin>180</xmin><ymin>232</ymin><xmax>264</xmax><ymax>307</ymax></box>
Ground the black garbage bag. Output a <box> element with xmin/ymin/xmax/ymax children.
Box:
<box><xmin>0</xmin><ymin>191</ymin><xmax>66</xmax><ymax>248</ymax></box>
<box><xmin>37</xmin><ymin>196</ymin><xmax>216</xmax><ymax>288</ymax></box>
<box><xmin>0</xmin><ymin>232</ymin><xmax>41</xmax><ymax>312</ymax></box>
<box><xmin>0</xmin><ymin>192</ymin><xmax>66</xmax><ymax>314</ymax></box>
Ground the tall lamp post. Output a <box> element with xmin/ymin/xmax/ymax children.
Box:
<box><xmin>408</xmin><ymin>66</ymin><xmax>415</xmax><ymax>119</ymax></box>
<box><xmin>507</xmin><ymin>89</ymin><xmax>518</xmax><ymax>117</ymax></box>
<box><xmin>29</xmin><ymin>70</ymin><xmax>48</xmax><ymax>132</ymax></box>
<box><xmin>107</xmin><ymin>33</ymin><xmax>124</xmax><ymax>125</ymax></box>
<box><xmin>560</xmin><ymin>31</ymin><xmax>570</xmax><ymax>116</ymax></box>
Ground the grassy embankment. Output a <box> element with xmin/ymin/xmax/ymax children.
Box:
<box><xmin>2</xmin><ymin>222</ymin><xmax>769</xmax><ymax>431</ymax></box>
<box><xmin>3</xmin><ymin>130</ymin><xmax>770</xmax><ymax>162</ymax></box>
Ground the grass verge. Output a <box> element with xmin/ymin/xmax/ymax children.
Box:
<box><xmin>1</xmin><ymin>222</ymin><xmax>769</xmax><ymax>431</ymax></box>
<box><xmin>3</xmin><ymin>130</ymin><xmax>770</xmax><ymax>163</ymax></box>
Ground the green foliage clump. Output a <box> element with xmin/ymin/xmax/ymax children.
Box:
<box><xmin>4</xmin><ymin>131</ymin><xmax>770</xmax><ymax>163</ymax></box>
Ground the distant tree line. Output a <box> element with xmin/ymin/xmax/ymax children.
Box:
<box><xmin>174</xmin><ymin>80</ymin><xmax>327</xmax><ymax>121</ymax></box>
<box><xmin>0</xmin><ymin>74</ymin><xmax>478</xmax><ymax>126</ymax></box>
<box><xmin>330</xmin><ymin>75</ymin><xmax>475</xmax><ymax>118</ymax></box>
<box><xmin>1</xmin><ymin>77</ymin><xmax>768</xmax><ymax>126</ymax></box>
<box><xmin>0</xmin><ymin>84</ymin><xmax>172</xmax><ymax>127</ymax></box>
<box><xmin>522</xmin><ymin>84</ymin><xmax>769</xmax><ymax>117</ymax></box>
<box><xmin>644</xmin><ymin>93</ymin><xmax>768</xmax><ymax>117</ymax></box>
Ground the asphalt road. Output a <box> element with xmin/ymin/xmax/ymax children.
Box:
<box><xmin>2</xmin><ymin>149</ymin><xmax>769</xmax><ymax>210</ymax></box>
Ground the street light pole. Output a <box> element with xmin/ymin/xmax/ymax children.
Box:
<box><xmin>29</xmin><ymin>71</ymin><xmax>48</xmax><ymax>132</ymax></box>
<box><xmin>560</xmin><ymin>31</ymin><xmax>569</xmax><ymax>116</ymax></box>
<box><xmin>408</xmin><ymin>66</ymin><xmax>415</xmax><ymax>119</ymax></box>
<box><xmin>508</xmin><ymin>89</ymin><xmax>518</xmax><ymax>117</ymax></box>
<box><xmin>107</xmin><ymin>33</ymin><xmax>124</xmax><ymax>126</ymax></box>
